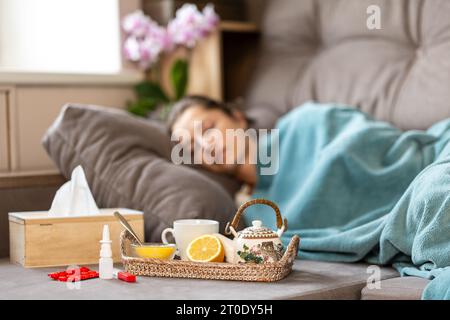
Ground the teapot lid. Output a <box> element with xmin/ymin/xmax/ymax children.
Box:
<box><xmin>239</xmin><ymin>220</ymin><xmax>278</xmax><ymax>239</ymax></box>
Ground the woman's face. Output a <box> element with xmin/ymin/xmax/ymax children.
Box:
<box><xmin>171</xmin><ymin>104</ymin><xmax>248</xmax><ymax>174</ymax></box>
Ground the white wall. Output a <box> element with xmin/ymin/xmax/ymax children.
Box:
<box><xmin>0</xmin><ymin>0</ymin><xmax>121</xmax><ymax>74</ymax></box>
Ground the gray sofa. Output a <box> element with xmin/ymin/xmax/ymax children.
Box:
<box><xmin>242</xmin><ymin>0</ymin><xmax>450</xmax><ymax>299</ymax></box>
<box><xmin>245</xmin><ymin>0</ymin><xmax>450</xmax><ymax>131</ymax></box>
<box><xmin>42</xmin><ymin>0</ymin><xmax>450</xmax><ymax>299</ymax></box>
<box><xmin>241</xmin><ymin>0</ymin><xmax>450</xmax><ymax>299</ymax></box>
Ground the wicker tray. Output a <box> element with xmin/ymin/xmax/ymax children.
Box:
<box><xmin>120</xmin><ymin>199</ymin><xmax>300</xmax><ymax>282</ymax></box>
<box><xmin>120</xmin><ymin>230</ymin><xmax>299</xmax><ymax>282</ymax></box>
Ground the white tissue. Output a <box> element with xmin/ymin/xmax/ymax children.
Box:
<box><xmin>48</xmin><ymin>165</ymin><xmax>100</xmax><ymax>217</ymax></box>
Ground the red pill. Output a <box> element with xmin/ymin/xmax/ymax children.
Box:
<box><xmin>49</xmin><ymin>267</ymin><xmax>101</xmax><ymax>282</ymax></box>
<box><xmin>117</xmin><ymin>271</ymin><xmax>136</xmax><ymax>283</ymax></box>
<box><xmin>48</xmin><ymin>273</ymin><xmax>59</xmax><ymax>280</ymax></box>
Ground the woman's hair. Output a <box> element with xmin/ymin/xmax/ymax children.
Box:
<box><xmin>166</xmin><ymin>95</ymin><xmax>250</xmax><ymax>132</ymax></box>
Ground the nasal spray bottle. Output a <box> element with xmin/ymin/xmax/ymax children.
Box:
<box><xmin>99</xmin><ymin>225</ymin><xmax>113</xmax><ymax>279</ymax></box>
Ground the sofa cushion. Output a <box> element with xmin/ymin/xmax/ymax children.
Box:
<box><xmin>42</xmin><ymin>104</ymin><xmax>238</xmax><ymax>241</ymax></box>
<box><xmin>246</xmin><ymin>0</ymin><xmax>450</xmax><ymax>130</ymax></box>
<box><xmin>361</xmin><ymin>276</ymin><xmax>430</xmax><ymax>300</ymax></box>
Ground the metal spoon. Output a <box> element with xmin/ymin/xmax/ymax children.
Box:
<box><xmin>114</xmin><ymin>211</ymin><xmax>143</xmax><ymax>246</ymax></box>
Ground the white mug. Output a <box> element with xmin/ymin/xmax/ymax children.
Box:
<box><xmin>161</xmin><ymin>219</ymin><xmax>219</xmax><ymax>260</ymax></box>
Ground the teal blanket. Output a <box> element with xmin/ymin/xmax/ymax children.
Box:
<box><xmin>246</xmin><ymin>102</ymin><xmax>450</xmax><ymax>300</ymax></box>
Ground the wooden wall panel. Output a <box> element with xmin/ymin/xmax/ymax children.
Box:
<box><xmin>9</xmin><ymin>86</ymin><xmax>135</xmax><ymax>173</ymax></box>
<box><xmin>0</xmin><ymin>90</ymin><xmax>9</xmax><ymax>173</ymax></box>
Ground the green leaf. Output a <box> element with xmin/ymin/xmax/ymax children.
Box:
<box><xmin>170</xmin><ymin>59</ymin><xmax>189</xmax><ymax>101</ymax></box>
<box><xmin>128</xmin><ymin>104</ymin><xmax>149</xmax><ymax>118</ymax></box>
<box><xmin>127</xmin><ymin>98</ymin><xmax>158</xmax><ymax>117</ymax></box>
<box><xmin>134</xmin><ymin>81</ymin><xmax>169</xmax><ymax>103</ymax></box>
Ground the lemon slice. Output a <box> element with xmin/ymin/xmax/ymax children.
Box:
<box><xmin>186</xmin><ymin>235</ymin><xmax>225</xmax><ymax>263</ymax></box>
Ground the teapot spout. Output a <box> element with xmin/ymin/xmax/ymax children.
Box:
<box><xmin>214</xmin><ymin>233</ymin><xmax>237</xmax><ymax>264</ymax></box>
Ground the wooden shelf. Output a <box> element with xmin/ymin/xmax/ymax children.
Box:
<box><xmin>0</xmin><ymin>173</ymin><xmax>65</xmax><ymax>189</ymax></box>
<box><xmin>220</xmin><ymin>21</ymin><xmax>259</xmax><ymax>33</ymax></box>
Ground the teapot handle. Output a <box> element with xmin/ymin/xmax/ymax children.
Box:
<box><xmin>224</xmin><ymin>198</ymin><xmax>288</xmax><ymax>235</ymax></box>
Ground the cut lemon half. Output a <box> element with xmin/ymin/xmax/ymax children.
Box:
<box><xmin>186</xmin><ymin>235</ymin><xmax>225</xmax><ymax>263</ymax></box>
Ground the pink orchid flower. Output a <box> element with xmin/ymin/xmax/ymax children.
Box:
<box><xmin>122</xmin><ymin>10</ymin><xmax>151</xmax><ymax>38</ymax></box>
<box><xmin>168</xmin><ymin>4</ymin><xmax>204</xmax><ymax>48</ymax></box>
<box><xmin>123</xmin><ymin>36</ymin><xmax>141</xmax><ymax>61</ymax></box>
<box><xmin>200</xmin><ymin>4</ymin><xmax>220</xmax><ymax>36</ymax></box>
<box><xmin>122</xmin><ymin>5</ymin><xmax>220</xmax><ymax>69</ymax></box>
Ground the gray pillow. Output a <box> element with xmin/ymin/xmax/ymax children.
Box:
<box><xmin>42</xmin><ymin>104</ymin><xmax>238</xmax><ymax>241</ymax></box>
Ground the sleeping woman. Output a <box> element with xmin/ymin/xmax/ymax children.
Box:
<box><xmin>167</xmin><ymin>95</ymin><xmax>450</xmax><ymax>283</ymax></box>
<box><xmin>167</xmin><ymin>95</ymin><xmax>258</xmax><ymax>188</ymax></box>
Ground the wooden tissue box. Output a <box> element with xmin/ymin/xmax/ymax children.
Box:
<box><xmin>9</xmin><ymin>208</ymin><xmax>144</xmax><ymax>268</ymax></box>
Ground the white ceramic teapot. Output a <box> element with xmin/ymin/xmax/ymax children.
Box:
<box><xmin>215</xmin><ymin>199</ymin><xmax>288</xmax><ymax>264</ymax></box>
